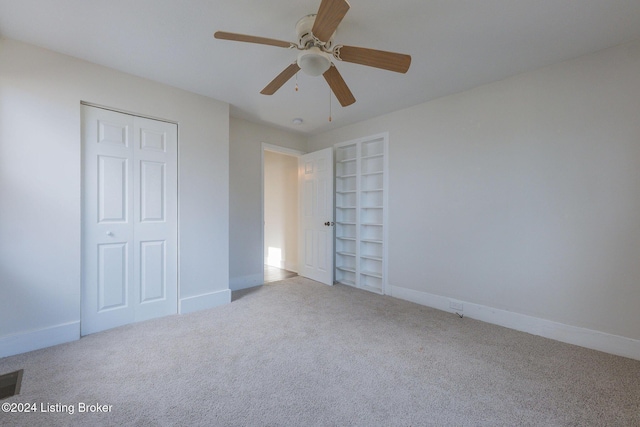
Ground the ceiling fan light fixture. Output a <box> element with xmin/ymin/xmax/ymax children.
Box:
<box><xmin>297</xmin><ymin>47</ymin><xmax>331</xmax><ymax>76</ymax></box>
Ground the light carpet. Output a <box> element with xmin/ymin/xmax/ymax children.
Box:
<box><xmin>1</xmin><ymin>276</ymin><xmax>639</xmax><ymax>426</ymax></box>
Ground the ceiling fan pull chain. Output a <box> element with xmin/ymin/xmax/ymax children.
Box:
<box><xmin>295</xmin><ymin>72</ymin><xmax>299</xmax><ymax>92</ymax></box>
<box><xmin>329</xmin><ymin>87</ymin><xmax>332</xmax><ymax>122</ymax></box>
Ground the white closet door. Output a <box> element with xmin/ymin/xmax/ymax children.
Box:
<box><xmin>132</xmin><ymin>116</ymin><xmax>178</xmax><ymax>322</ymax></box>
<box><xmin>298</xmin><ymin>147</ymin><xmax>334</xmax><ymax>285</ymax></box>
<box><xmin>81</xmin><ymin>106</ymin><xmax>177</xmax><ymax>335</ymax></box>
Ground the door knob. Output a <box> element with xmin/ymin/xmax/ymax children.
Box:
<box><xmin>324</xmin><ymin>221</ymin><xmax>335</xmax><ymax>226</ymax></box>
<box><xmin>106</xmin><ymin>231</ymin><xmax>114</xmax><ymax>236</ymax></box>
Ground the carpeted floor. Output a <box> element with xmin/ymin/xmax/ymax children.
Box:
<box><xmin>1</xmin><ymin>276</ymin><xmax>639</xmax><ymax>426</ymax></box>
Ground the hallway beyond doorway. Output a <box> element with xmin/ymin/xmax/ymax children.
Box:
<box><xmin>264</xmin><ymin>265</ymin><xmax>297</xmax><ymax>283</ymax></box>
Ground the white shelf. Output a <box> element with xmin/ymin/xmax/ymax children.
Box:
<box><xmin>361</xmin><ymin>284</ymin><xmax>383</xmax><ymax>295</ymax></box>
<box><xmin>361</xmin><ymin>238</ymin><xmax>383</xmax><ymax>244</ymax></box>
<box><xmin>361</xmin><ymin>270</ymin><xmax>383</xmax><ymax>279</ymax></box>
<box><xmin>337</xmin><ymin>251</ymin><xmax>356</xmax><ymax>257</ymax></box>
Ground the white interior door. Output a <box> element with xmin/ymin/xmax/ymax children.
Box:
<box><xmin>298</xmin><ymin>147</ymin><xmax>334</xmax><ymax>285</ymax></box>
<box><xmin>82</xmin><ymin>105</ymin><xmax>177</xmax><ymax>335</ymax></box>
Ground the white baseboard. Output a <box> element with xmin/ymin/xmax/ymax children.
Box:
<box><xmin>0</xmin><ymin>321</ymin><xmax>80</xmax><ymax>358</ymax></box>
<box><xmin>179</xmin><ymin>289</ymin><xmax>231</xmax><ymax>314</ymax></box>
<box><xmin>0</xmin><ymin>291</ymin><xmax>232</xmax><ymax>358</ymax></box>
<box><xmin>229</xmin><ymin>273</ymin><xmax>264</xmax><ymax>291</ymax></box>
<box><xmin>283</xmin><ymin>261</ymin><xmax>298</xmax><ymax>273</ymax></box>
<box><xmin>389</xmin><ymin>284</ymin><xmax>640</xmax><ymax>361</ymax></box>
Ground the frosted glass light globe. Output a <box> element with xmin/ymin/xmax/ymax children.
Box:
<box><xmin>297</xmin><ymin>47</ymin><xmax>331</xmax><ymax>76</ymax></box>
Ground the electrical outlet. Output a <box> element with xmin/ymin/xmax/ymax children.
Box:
<box><xmin>449</xmin><ymin>301</ymin><xmax>463</xmax><ymax>312</ymax></box>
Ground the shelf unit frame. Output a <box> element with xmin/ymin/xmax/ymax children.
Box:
<box><xmin>334</xmin><ymin>133</ymin><xmax>389</xmax><ymax>294</ymax></box>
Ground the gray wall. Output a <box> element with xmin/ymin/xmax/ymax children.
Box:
<box><xmin>0</xmin><ymin>39</ymin><xmax>230</xmax><ymax>356</ymax></box>
<box><xmin>3</xmin><ymin>35</ymin><xmax>639</xmax><ymax>359</ymax></box>
<box><xmin>309</xmin><ymin>39</ymin><xmax>640</xmax><ymax>347</ymax></box>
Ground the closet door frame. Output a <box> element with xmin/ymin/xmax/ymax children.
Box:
<box><xmin>81</xmin><ymin>103</ymin><xmax>178</xmax><ymax>336</ymax></box>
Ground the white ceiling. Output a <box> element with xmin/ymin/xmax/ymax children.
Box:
<box><xmin>2</xmin><ymin>0</ymin><xmax>640</xmax><ymax>135</ymax></box>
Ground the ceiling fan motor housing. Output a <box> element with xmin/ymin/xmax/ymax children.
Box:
<box><xmin>296</xmin><ymin>14</ymin><xmax>334</xmax><ymax>49</ymax></box>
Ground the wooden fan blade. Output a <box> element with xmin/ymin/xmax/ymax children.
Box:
<box><xmin>336</xmin><ymin>45</ymin><xmax>411</xmax><ymax>73</ymax></box>
<box><xmin>214</xmin><ymin>31</ymin><xmax>294</xmax><ymax>49</ymax></box>
<box><xmin>312</xmin><ymin>0</ymin><xmax>350</xmax><ymax>43</ymax></box>
<box><xmin>323</xmin><ymin>65</ymin><xmax>355</xmax><ymax>107</ymax></box>
<box><xmin>261</xmin><ymin>63</ymin><xmax>301</xmax><ymax>95</ymax></box>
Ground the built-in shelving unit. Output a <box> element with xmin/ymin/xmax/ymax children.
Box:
<box><xmin>334</xmin><ymin>134</ymin><xmax>388</xmax><ymax>294</ymax></box>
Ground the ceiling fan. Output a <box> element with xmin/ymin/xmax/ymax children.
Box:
<box><xmin>214</xmin><ymin>0</ymin><xmax>411</xmax><ymax>107</ymax></box>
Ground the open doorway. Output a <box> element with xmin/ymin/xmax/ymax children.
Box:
<box><xmin>262</xmin><ymin>144</ymin><xmax>304</xmax><ymax>283</ymax></box>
